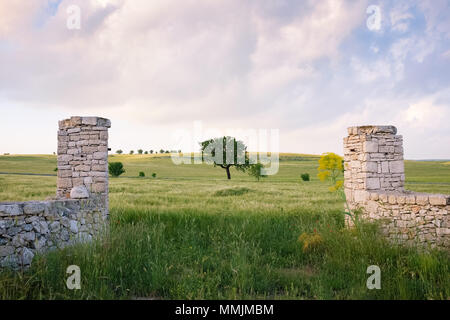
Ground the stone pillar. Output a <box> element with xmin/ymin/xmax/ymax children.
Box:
<box><xmin>57</xmin><ymin>117</ymin><xmax>111</xmax><ymax>214</ymax></box>
<box><xmin>343</xmin><ymin>125</ymin><xmax>404</xmax><ymax>205</ymax></box>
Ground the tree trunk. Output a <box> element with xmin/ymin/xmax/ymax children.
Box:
<box><xmin>226</xmin><ymin>166</ymin><xmax>231</xmax><ymax>179</ymax></box>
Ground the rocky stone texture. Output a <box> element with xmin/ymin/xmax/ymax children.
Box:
<box><xmin>0</xmin><ymin>116</ymin><xmax>111</xmax><ymax>269</ymax></box>
<box><xmin>0</xmin><ymin>197</ymin><xmax>107</xmax><ymax>269</ymax></box>
<box><xmin>344</xmin><ymin>125</ymin><xmax>449</xmax><ymax>249</ymax></box>
<box><xmin>57</xmin><ymin>116</ymin><xmax>111</xmax><ymax>199</ymax></box>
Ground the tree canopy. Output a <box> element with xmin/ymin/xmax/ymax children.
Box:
<box><xmin>200</xmin><ymin>136</ymin><xmax>251</xmax><ymax>179</ymax></box>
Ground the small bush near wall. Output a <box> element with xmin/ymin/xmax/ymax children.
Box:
<box><xmin>139</xmin><ymin>172</ymin><xmax>145</xmax><ymax>177</ymax></box>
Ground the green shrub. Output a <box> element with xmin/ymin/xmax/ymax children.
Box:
<box><xmin>152</xmin><ymin>173</ymin><xmax>157</xmax><ymax>178</ymax></box>
<box><xmin>248</xmin><ymin>163</ymin><xmax>267</xmax><ymax>181</ymax></box>
<box><xmin>139</xmin><ymin>171</ymin><xmax>145</xmax><ymax>177</ymax></box>
<box><xmin>109</xmin><ymin>162</ymin><xmax>125</xmax><ymax>177</ymax></box>
<box><xmin>53</xmin><ymin>167</ymin><xmax>58</xmax><ymax>172</ymax></box>
<box><xmin>301</xmin><ymin>173</ymin><xmax>310</xmax><ymax>181</ymax></box>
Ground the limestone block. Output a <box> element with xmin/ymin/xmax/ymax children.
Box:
<box><xmin>362</xmin><ymin>162</ymin><xmax>378</xmax><ymax>173</ymax></box>
<box><xmin>93</xmin><ymin>152</ymin><xmax>107</xmax><ymax>160</ymax></box>
<box><xmin>354</xmin><ymin>190</ymin><xmax>369</xmax><ymax>203</ymax></box>
<box><xmin>429</xmin><ymin>195</ymin><xmax>448</xmax><ymax>206</ymax></box>
<box><xmin>0</xmin><ymin>204</ymin><xmax>23</xmax><ymax>216</ymax></box>
<box><xmin>92</xmin><ymin>183</ymin><xmax>107</xmax><ymax>193</ymax></box>
<box><xmin>68</xmin><ymin>128</ymin><xmax>81</xmax><ymax>134</ymax></box>
<box><xmin>81</xmin><ymin>117</ymin><xmax>98</xmax><ymax>125</ymax></box>
<box><xmin>58</xmin><ymin>135</ymin><xmax>69</xmax><ymax>143</ymax></box>
<box><xmin>389</xmin><ymin>160</ymin><xmax>404</xmax><ymax>174</ymax></box>
<box><xmin>0</xmin><ymin>246</ymin><xmax>15</xmax><ymax>257</ymax></box>
<box><xmin>58</xmin><ymin>170</ymin><xmax>72</xmax><ymax>178</ymax></box>
<box><xmin>366</xmin><ymin>178</ymin><xmax>380</xmax><ymax>190</ymax></box>
<box><xmin>397</xmin><ymin>195</ymin><xmax>406</xmax><ymax>204</ymax></box>
<box><xmin>405</xmin><ymin>195</ymin><xmax>416</xmax><ymax>204</ymax></box>
<box><xmin>82</xmin><ymin>146</ymin><xmax>98</xmax><ymax>153</ymax></box>
<box><xmin>70</xmin><ymin>186</ymin><xmax>89</xmax><ymax>199</ymax></box>
<box><xmin>363</xmin><ymin>141</ymin><xmax>378</xmax><ymax>153</ymax></box>
<box><xmin>72</xmin><ymin>178</ymin><xmax>85</xmax><ymax>187</ymax></box>
<box><xmin>75</xmin><ymin>165</ymin><xmax>90</xmax><ymax>172</ymax></box>
<box><xmin>416</xmin><ymin>195</ymin><xmax>429</xmax><ymax>205</ymax></box>
<box><xmin>97</xmin><ymin>118</ymin><xmax>111</xmax><ymax>127</ymax></box>
<box><xmin>67</xmin><ymin>148</ymin><xmax>81</xmax><ymax>155</ymax></box>
<box><xmin>369</xmin><ymin>192</ymin><xmax>379</xmax><ymax>201</ymax></box>
<box><xmin>379</xmin><ymin>146</ymin><xmax>394</xmax><ymax>153</ymax></box>
<box><xmin>57</xmin><ymin>178</ymin><xmax>72</xmax><ymax>189</ymax></box>
<box><xmin>388</xmin><ymin>195</ymin><xmax>397</xmax><ymax>204</ymax></box>
<box><xmin>23</xmin><ymin>203</ymin><xmax>46</xmax><ymax>214</ymax></box>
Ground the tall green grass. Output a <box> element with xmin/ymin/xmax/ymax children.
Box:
<box><xmin>0</xmin><ymin>155</ymin><xmax>449</xmax><ymax>299</ymax></box>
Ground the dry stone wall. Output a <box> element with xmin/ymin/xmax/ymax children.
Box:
<box><xmin>344</xmin><ymin>125</ymin><xmax>449</xmax><ymax>249</ymax></box>
<box><xmin>0</xmin><ymin>116</ymin><xmax>111</xmax><ymax>269</ymax></box>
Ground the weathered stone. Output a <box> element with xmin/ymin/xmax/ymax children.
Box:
<box><xmin>49</xmin><ymin>221</ymin><xmax>60</xmax><ymax>231</ymax></box>
<box><xmin>75</xmin><ymin>165</ymin><xmax>90</xmax><ymax>172</ymax></box>
<box><xmin>366</xmin><ymin>178</ymin><xmax>380</xmax><ymax>190</ymax></box>
<box><xmin>429</xmin><ymin>195</ymin><xmax>447</xmax><ymax>206</ymax></box>
<box><xmin>23</xmin><ymin>203</ymin><xmax>46</xmax><ymax>214</ymax></box>
<box><xmin>68</xmin><ymin>128</ymin><xmax>81</xmax><ymax>134</ymax></box>
<box><xmin>363</xmin><ymin>141</ymin><xmax>378</xmax><ymax>153</ymax></box>
<box><xmin>57</xmin><ymin>178</ymin><xmax>72</xmax><ymax>190</ymax></box>
<box><xmin>91</xmin><ymin>183</ymin><xmax>106</xmax><ymax>193</ymax></box>
<box><xmin>0</xmin><ymin>246</ymin><xmax>14</xmax><ymax>257</ymax></box>
<box><xmin>69</xmin><ymin>220</ymin><xmax>79</xmax><ymax>233</ymax></box>
<box><xmin>344</xmin><ymin>125</ymin><xmax>448</xmax><ymax>250</ymax></box>
<box><xmin>0</xmin><ymin>204</ymin><xmax>23</xmax><ymax>216</ymax></box>
<box><xmin>70</xmin><ymin>186</ymin><xmax>89</xmax><ymax>199</ymax></box>
<box><xmin>416</xmin><ymin>195</ymin><xmax>429</xmax><ymax>205</ymax></box>
<box><xmin>93</xmin><ymin>152</ymin><xmax>107</xmax><ymax>160</ymax></box>
<box><xmin>0</xmin><ymin>116</ymin><xmax>111</xmax><ymax>269</ymax></box>
<box><xmin>39</xmin><ymin>221</ymin><xmax>49</xmax><ymax>234</ymax></box>
<box><xmin>362</xmin><ymin>162</ymin><xmax>378</xmax><ymax>173</ymax></box>
<box><xmin>22</xmin><ymin>232</ymin><xmax>35</xmax><ymax>242</ymax></box>
<box><xmin>389</xmin><ymin>161</ymin><xmax>404</xmax><ymax>174</ymax></box>
<box><xmin>97</xmin><ymin>118</ymin><xmax>111</xmax><ymax>127</ymax></box>
<box><xmin>21</xmin><ymin>248</ymin><xmax>34</xmax><ymax>265</ymax></box>
<box><xmin>81</xmin><ymin>117</ymin><xmax>98</xmax><ymax>125</ymax></box>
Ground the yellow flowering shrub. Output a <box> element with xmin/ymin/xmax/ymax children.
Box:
<box><xmin>317</xmin><ymin>152</ymin><xmax>343</xmax><ymax>183</ymax></box>
<box><xmin>298</xmin><ymin>232</ymin><xmax>324</xmax><ymax>253</ymax></box>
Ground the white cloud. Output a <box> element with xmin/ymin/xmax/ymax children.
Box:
<box><xmin>0</xmin><ymin>0</ymin><xmax>449</xmax><ymax>159</ymax></box>
<box><xmin>390</xmin><ymin>4</ymin><xmax>414</xmax><ymax>33</ymax></box>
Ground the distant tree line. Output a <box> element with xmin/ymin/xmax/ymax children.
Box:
<box><xmin>115</xmin><ymin>149</ymin><xmax>181</xmax><ymax>155</ymax></box>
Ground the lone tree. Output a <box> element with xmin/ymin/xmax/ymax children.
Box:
<box><xmin>200</xmin><ymin>136</ymin><xmax>251</xmax><ymax>180</ymax></box>
<box><xmin>150</xmin><ymin>150</ymin><xmax>154</xmax><ymax>154</ymax></box>
<box><xmin>116</xmin><ymin>149</ymin><xmax>123</xmax><ymax>154</ymax></box>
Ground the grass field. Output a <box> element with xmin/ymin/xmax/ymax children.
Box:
<box><xmin>0</xmin><ymin>154</ymin><xmax>449</xmax><ymax>299</ymax></box>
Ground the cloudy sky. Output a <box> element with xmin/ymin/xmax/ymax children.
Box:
<box><xmin>1</xmin><ymin>0</ymin><xmax>449</xmax><ymax>159</ymax></box>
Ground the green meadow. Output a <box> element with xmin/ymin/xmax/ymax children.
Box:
<box><xmin>0</xmin><ymin>154</ymin><xmax>449</xmax><ymax>299</ymax></box>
